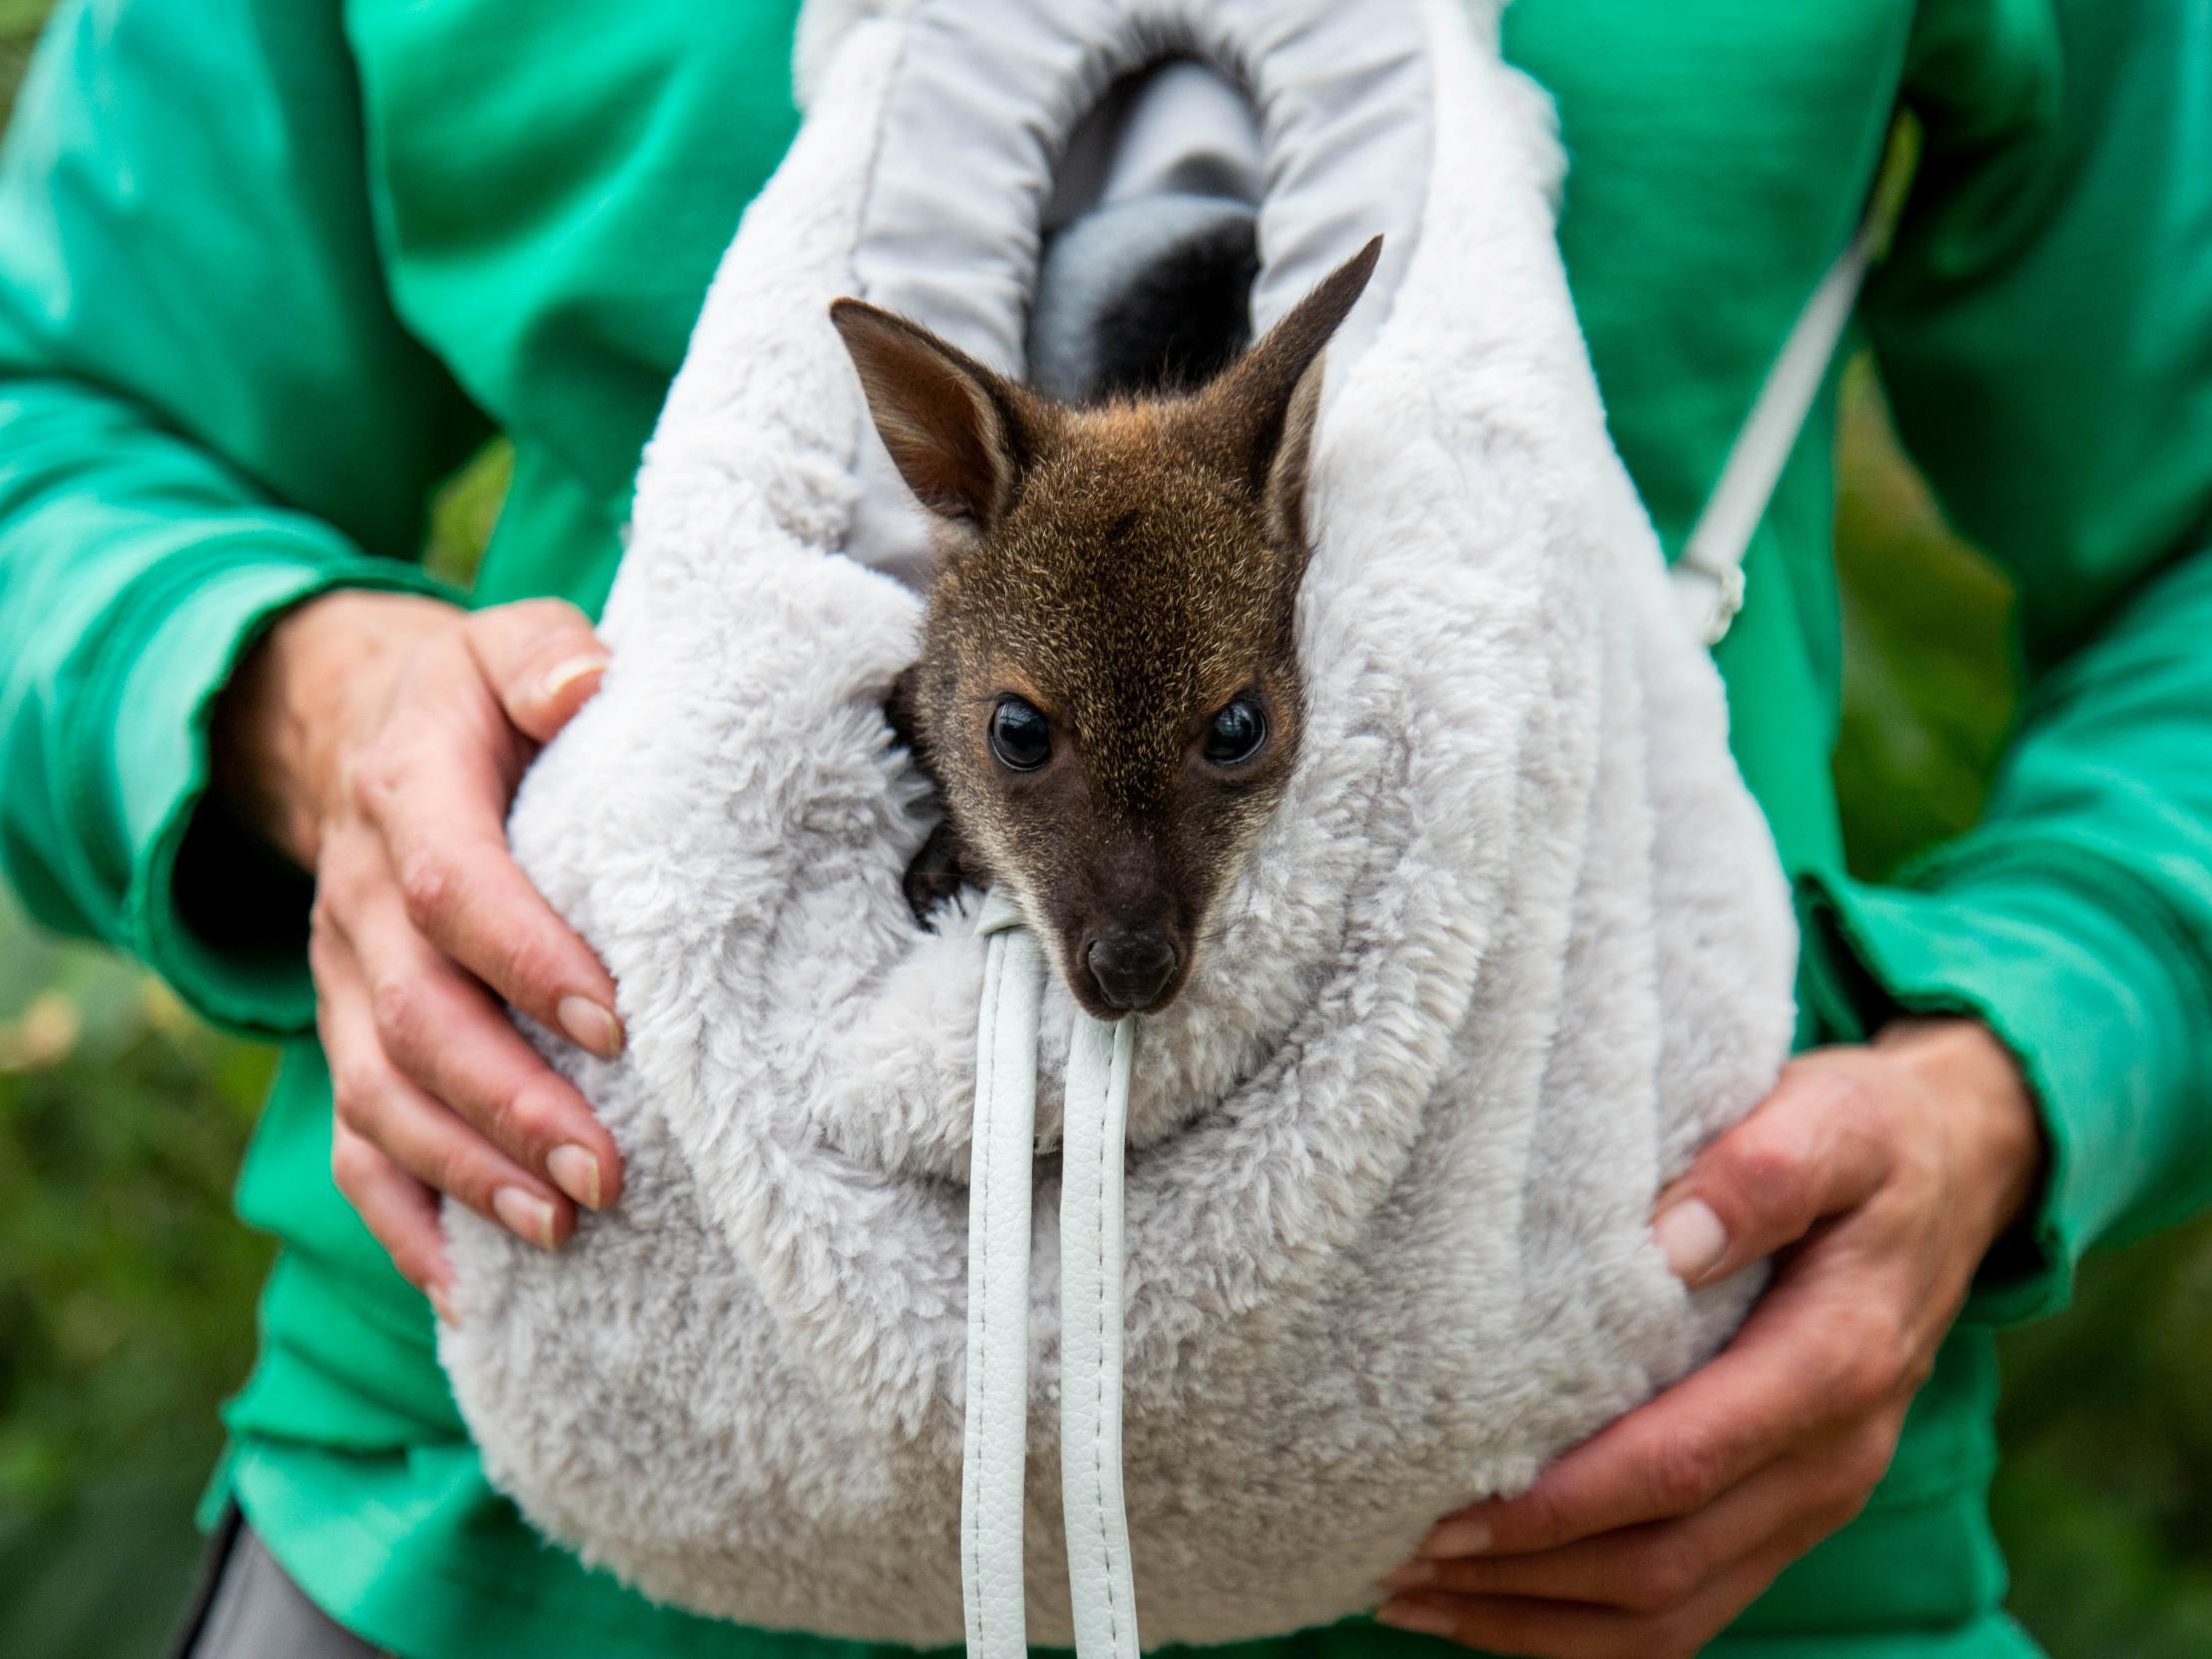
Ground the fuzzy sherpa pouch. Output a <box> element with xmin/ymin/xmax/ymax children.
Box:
<box><xmin>438</xmin><ymin>0</ymin><xmax>1802</xmax><ymax>1647</ymax></box>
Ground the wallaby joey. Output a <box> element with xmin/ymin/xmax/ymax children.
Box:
<box><xmin>830</xmin><ymin>236</ymin><xmax>1382</xmax><ymax>1021</ymax></box>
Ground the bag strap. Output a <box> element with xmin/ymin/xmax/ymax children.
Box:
<box><xmin>1670</xmin><ymin>122</ymin><xmax>1914</xmax><ymax>647</ymax></box>
<box><xmin>965</xmin><ymin>895</ymin><xmax>1045</xmax><ymax>1659</ymax></box>
<box><xmin>964</xmin><ymin>893</ymin><xmax>1144</xmax><ymax>1659</ymax></box>
<box><xmin>1059</xmin><ymin>1013</ymin><xmax>1142</xmax><ymax>1659</ymax></box>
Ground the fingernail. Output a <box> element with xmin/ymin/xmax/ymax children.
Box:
<box><xmin>428</xmin><ymin>1284</ymin><xmax>460</xmax><ymax>1328</ymax></box>
<box><xmin>1377</xmin><ymin>1561</ymin><xmax>1435</xmax><ymax>1592</ymax></box>
<box><xmin>557</xmin><ymin>995</ymin><xmax>624</xmax><ymax>1060</ymax></box>
<box><xmin>541</xmin><ymin>654</ymin><xmax>609</xmax><ymax>705</ymax></box>
<box><xmin>547</xmin><ymin>1143</ymin><xmax>604</xmax><ymax>1211</ymax></box>
<box><xmin>1375</xmin><ymin>1600</ymin><xmax>1457</xmax><ymax>1638</ymax></box>
<box><xmin>1654</xmin><ymin>1197</ymin><xmax>1728</xmax><ymax>1284</ymax></box>
<box><xmin>1417</xmin><ymin>1518</ymin><xmax>1491</xmax><ymax>1560</ymax></box>
<box><xmin>493</xmin><ymin>1185</ymin><xmax>558</xmax><ymax>1251</ymax></box>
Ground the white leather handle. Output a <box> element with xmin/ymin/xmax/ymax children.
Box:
<box><xmin>964</xmin><ymin>895</ymin><xmax>1043</xmax><ymax>1659</ymax></box>
<box><xmin>1060</xmin><ymin>1013</ymin><xmax>1142</xmax><ymax>1659</ymax></box>
<box><xmin>961</xmin><ymin>894</ymin><xmax>1144</xmax><ymax>1659</ymax></box>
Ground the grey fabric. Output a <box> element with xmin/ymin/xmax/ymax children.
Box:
<box><xmin>1024</xmin><ymin>192</ymin><xmax>1256</xmax><ymax>403</ymax></box>
<box><xmin>838</xmin><ymin>0</ymin><xmax>1430</xmax><ymax>579</ymax></box>
<box><xmin>851</xmin><ymin>0</ymin><xmax>1425</xmax><ymax>368</ymax></box>
<box><xmin>174</xmin><ymin>1514</ymin><xmax>382</xmax><ymax>1659</ymax></box>
<box><xmin>1024</xmin><ymin>60</ymin><xmax>1261</xmax><ymax>404</ymax></box>
<box><xmin>1041</xmin><ymin>56</ymin><xmax>1262</xmax><ymax>231</ymax></box>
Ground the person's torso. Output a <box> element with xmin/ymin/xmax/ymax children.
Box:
<box><xmin>229</xmin><ymin>3</ymin><xmax>2049</xmax><ymax>1651</ymax></box>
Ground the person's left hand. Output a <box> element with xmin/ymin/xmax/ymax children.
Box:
<box><xmin>1374</xmin><ymin>1018</ymin><xmax>2044</xmax><ymax>1659</ymax></box>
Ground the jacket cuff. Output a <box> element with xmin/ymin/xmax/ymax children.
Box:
<box><xmin>106</xmin><ymin>546</ymin><xmax>458</xmax><ymax>1038</ymax></box>
<box><xmin>1799</xmin><ymin>859</ymin><xmax>2208</xmax><ymax>1325</ymax></box>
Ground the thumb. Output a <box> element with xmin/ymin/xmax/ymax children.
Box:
<box><xmin>1652</xmin><ymin>1055</ymin><xmax>1896</xmax><ymax>1290</ymax></box>
<box><xmin>464</xmin><ymin>598</ymin><xmax>611</xmax><ymax>744</ymax></box>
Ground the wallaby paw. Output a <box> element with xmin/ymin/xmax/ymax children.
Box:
<box><xmin>902</xmin><ymin>823</ymin><xmax>970</xmax><ymax>927</ymax></box>
<box><xmin>883</xmin><ymin>665</ymin><xmax>923</xmax><ymax>752</ymax></box>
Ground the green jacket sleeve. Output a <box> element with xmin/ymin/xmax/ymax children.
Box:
<box><xmin>1808</xmin><ymin>0</ymin><xmax>2212</xmax><ymax>1321</ymax></box>
<box><xmin>0</xmin><ymin>0</ymin><xmax>483</xmax><ymax>1034</ymax></box>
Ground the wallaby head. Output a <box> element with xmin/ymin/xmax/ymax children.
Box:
<box><xmin>830</xmin><ymin>237</ymin><xmax>1381</xmax><ymax>1020</ymax></box>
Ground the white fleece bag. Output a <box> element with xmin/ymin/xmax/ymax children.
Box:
<box><xmin>439</xmin><ymin>0</ymin><xmax>1800</xmax><ymax>1648</ymax></box>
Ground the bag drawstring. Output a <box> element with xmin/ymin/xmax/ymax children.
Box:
<box><xmin>966</xmin><ymin>892</ymin><xmax>1142</xmax><ymax>1659</ymax></box>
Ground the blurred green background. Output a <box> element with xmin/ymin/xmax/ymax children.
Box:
<box><xmin>0</xmin><ymin>10</ymin><xmax>2208</xmax><ymax>1658</ymax></box>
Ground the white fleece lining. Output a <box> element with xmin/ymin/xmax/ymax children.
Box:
<box><xmin>439</xmin><ymin>0</ymin><xmax>1799</xmax><ymax>1646</ymax></box>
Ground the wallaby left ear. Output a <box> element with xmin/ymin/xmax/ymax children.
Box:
<box><xmin>1204</xmin><ymin>236</ymin><xmax>1382</xmax><ymax>550</ymax></box>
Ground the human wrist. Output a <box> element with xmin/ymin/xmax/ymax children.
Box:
<box><xmin>1875</xmin><ymin>1016</ymin><xmax>2045</xmax><ymax>1259</ymax></box>
<box><xmin>213</xmin><ymin>587</ymin><xmax>462</xmax><ymax>867</ymax></box>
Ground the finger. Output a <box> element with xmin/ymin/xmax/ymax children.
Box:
<box><xmin>341</xmin><ymin>874</ymin><xmax>620</xmax><ymax>1211</ymax></box>
<box><xmin>464</xmin><ymin>597</ymin><xmax>610</xmax><ymax>744</ymax></box>
<box><xmin>1385</xmin><ymin>1433</ymin><xmax>1875</xmax><ymax>1613</ymax></box>
<box><xmin>364</xmin><ymin>1074</ymin><xmax>575</xmax><ymax>1252</ymax></box>
<box><xmin>315</xmin><ymin>920</ymin><xmax>575</xmax><ymax>1250</ymax></box>
<box><xmin>315</xmin><ymin>911</ymin><xmax>463</xmax><ymax>1305</ymax></box>
<box><xmin>1417</xmin><ymin>1261</ymin><xmax>1909</xmax><ymax>1555</ymax></box>
<box><xmin>1651</xmin><ymin>1052</ymin><xmax>1897</xmax><ymax>1288</ymax></box>
<box><xmin>329</xmin><ymin>1121</ymin><xmax>457</xmax><ymax>1320</ymax></box>
<box><xmin>1378</xmin><ymin>1532</ymin><xmax>1810</xmax><ymax>1659</ymax></box>
<box><xmin>352</xmin><ymin>712</ymin><xmax>624</xmax><ymax>1060</ymax></box>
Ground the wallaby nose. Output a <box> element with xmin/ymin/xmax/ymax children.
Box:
<box><xmin>1084</xmin><ymin>929</ymin><xmax>1180</xmax><ymax>1012</ymax></box>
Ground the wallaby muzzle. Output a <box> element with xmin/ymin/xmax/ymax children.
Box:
<box><xmin>1082</xmin><ymin>924</ymin><xmax>1183</xmax><ymax>1012</ymax></box>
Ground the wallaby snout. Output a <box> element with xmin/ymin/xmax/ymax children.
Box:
<box><xmin>1083</xmin><ymin>924</ymin><xmax>1183</xmax><ymax>1013</ymax></box>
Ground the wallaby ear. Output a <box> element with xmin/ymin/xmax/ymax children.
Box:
<box><xmin>1202</xmin><ymin>236</ymin><xmax>1382</xmax><ymax>550</ymax></box>
<box><xmin>829</xmin><ymin>298</ymin><xmax>1035</xmax><ymax>533</ymax></box>
<box><xmin>1262</xmin><ymin>350</ymin><xmax>1331</xmax><ymax>556</ymax></box>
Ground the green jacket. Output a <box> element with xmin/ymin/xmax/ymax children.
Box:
<box><xmin>2</xmin><ymin>1</ymin><xmax>2209</xmax><ymax>1655</ymax></box>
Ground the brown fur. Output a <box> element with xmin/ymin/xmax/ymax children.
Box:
<box><xmin>832</xmin><ymin>238</ymin><xmax>1381</xmax><ymax>1019</ymax></box>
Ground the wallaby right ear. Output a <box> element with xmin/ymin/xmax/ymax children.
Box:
<box><xmin>830</xmin><ymin>299</ymin><xmax>1034</xmax><ymax>534</ymax></box>
<box><xmin>1196</xmin><ymin>236</ymin><xmax>1382</xmax><ymax>552</ymax></box>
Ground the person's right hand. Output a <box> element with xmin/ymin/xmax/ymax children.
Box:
<box><xmin>216</xmin><ymin>589</ymin><xmax>626</xmax><ymax>1322</ymax></box>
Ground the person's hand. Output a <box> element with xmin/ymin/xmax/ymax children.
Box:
<box><xmin>1376</xmin><ymin>1018</ymin><xmax>2044</xmax><ymax>1658</ymax></box>
<box><xmin>217</xmin><ymin>590</ymin><xmax>626</xmax><ymax>1322</ymax></box>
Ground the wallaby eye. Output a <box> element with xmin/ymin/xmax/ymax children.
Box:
<box><xmin>988</xmin><ymin>696</ymin><xmax>1052</xmax><ymax>772</ymax></box>
<box><xmin>1203</xmin><ymin>696</ymin><xmax>1268</xmax><ymax>767</ymax></box>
